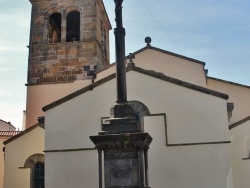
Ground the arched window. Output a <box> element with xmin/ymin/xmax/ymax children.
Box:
<box><xmin>66</xmin><ymin>11</ymin><xmax>80</xmax><ymax>42</ymax></box>
<box><xmin>49</xmin><ymin>13</ymin><xmax>61</xmax><ymax>43</ymax></box>
<box><xmin>24</xmin><ymin>154</ymin><xmax>45</xmax><ymax>188</ymax></box>
<box><xmin>33</xmin><ymin>162</ymin><xmax>45</xmax><ymax>188</ymax></box>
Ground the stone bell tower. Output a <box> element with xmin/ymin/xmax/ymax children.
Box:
<box><xmin>28</xmin><ymin>0</ymin><xmax>111</xmax><ymax>83</ymax></box>
<box><xmin>25</xmin><ymin>0</ymin><xmax>111</xmax><ymax>128</ymax></box>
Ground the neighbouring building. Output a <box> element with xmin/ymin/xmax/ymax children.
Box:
<box><xmin>2</xmin><ymin>0</ymin><xmax>250</xmax><ymax>188</ymax></box>
<box><xmin>0</xmin><ymin>120</ymin><xmax>20</xmax><ymax>188</ymax></box>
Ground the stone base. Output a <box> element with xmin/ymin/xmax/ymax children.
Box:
<box><xmin>102</xmin><ymin>103</ymin><xmax>141</xmax><ymax>133</ymax></box>
<box><xmin>90</xmin><ymin>132</ymin><xmax>152</xmax><ymax>188</ymax></box>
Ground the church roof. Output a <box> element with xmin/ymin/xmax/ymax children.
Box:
<box><xmin>208</xmin><ymin>76</ymin><xmax>250</xmax><ymax>89</ymax></box>
<box><xmin>129</xmin><ymin>45</ymin><xmax>206</xmax><ymax>66</ymax></box>
<box><xmin>229</xmin><ymin>116</ymin><xmax>250</xmax><ymax>130</ymax></box>
<box><xmin>43</xmin><ymin>65</ymin><xmax>228</xmax><ymax>112</ymax></box>
<box><xmin>0</xmin><ymin>131</ymin><xmax>20</xmax><ymax>137</ymax></box>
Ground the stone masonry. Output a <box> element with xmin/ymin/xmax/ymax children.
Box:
<box><xmin>28</xmin><ymin>0</ymin><xmax>111</xmax><ymax>84</ymax></box>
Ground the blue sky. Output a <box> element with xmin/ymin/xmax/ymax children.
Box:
<box><xmin>0</xmin><ymin>0</ymin><xmax>249</xmax><ymax>129</ymax></box>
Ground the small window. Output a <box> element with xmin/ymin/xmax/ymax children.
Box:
<box><xmin>33</xmin><ymin>162</ymin><xmax>45</xmax><ymax>188</ymax></box>
<box><xmin>49</xmin><ymin>13</ymin><xmax>61</xmax><ymax>43</ymax></box>
<box><xmin>66</xmin><ymin>11</ymin><xmax>80</xmax><ymax>42</ymax></box>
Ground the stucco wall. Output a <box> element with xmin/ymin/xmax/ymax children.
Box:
<box><xmin>45</xmin><ymin>150</ymin><xmax>98</xmax><ymax>188</ymax></box>
<box><xmin>95</xmin><ymin>65</ymin><xmax>116</xmax><ymax>82</ymax></box>
<box><xmin>230</xmin><ymin>120</ymin><xmax>250</xmax><ymax>188</ymax></box>
<box><xmin>26</xmin><ymin>80</ymin><xmax>91</xmax><ymax>128</ymax></box>
<box><xmin>3</xmin><ymin>127</ymin><xmax>44</xmax><ymax>188</ymax></box>
<box><xmin>133</xmin><ymin>49</ymin><xmax>207</xmax><ymax>87</ymax></box>
<box><xmin>45</xmin><ymin>71</ymin><xmax>231</xmax><ymax>187</ymax></box>
<box><xmin>0</xmin><ymin>137</ymin><xmax>8</xmax><ymax>188</ymax></box>
<box><xmin>207</xmin><ymin>78</ymin><xmax>250</xmax><ymax>124</ymax></box>
<box><xmin>127</xmin><ymin>72</ymin><xmax>229</xmax><ymax>144</ymax></box>
<box><xmin>145</xmin><ymin>115</ymin><xmax>231</xmax><ymax>188</ymax></box>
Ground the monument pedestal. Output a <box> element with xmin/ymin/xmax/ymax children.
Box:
<box><xmin>103</xmin><ymin>103</ymin><xmax>141</xmax><ymax>134</ymax></box>
<box><xmin>90</xmin><ymin>133</ymin><xmax>152</xmax><ymax>188</ymax></box>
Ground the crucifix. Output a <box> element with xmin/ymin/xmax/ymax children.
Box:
<box><xmin>114</xmin><ymin>0</ymin><xmax>127</xmax><ymax>103</ymax></box>
<box><xmin>90</xmin><ymin>1</ymin><xmax>152</xmax><ymax>188</ymax></box>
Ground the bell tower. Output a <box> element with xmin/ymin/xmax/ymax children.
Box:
<box><xmin>25</xmin><ymin>0</ymin><xmax>111</xmax><ymax>128</ymax></box>
<box><xmin>28</xmin><ymin>0</ymin><xmax>111</xmax><ymax>84</ymax></box>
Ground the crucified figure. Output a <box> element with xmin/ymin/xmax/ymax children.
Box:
<box><xmin>114</xmin><ymin>0</ymin><xmax>123</xmax><ymax>27</ymax></box>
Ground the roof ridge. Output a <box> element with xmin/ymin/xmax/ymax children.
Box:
<box><xmin>3</xmin><ymin>124</ymin><xmax>39</xmax><ymax>145</ymax></box>
<box><xmin>0</xmin><ymin>119</ymin><xmax>16</xmax><ymax>129</ymax></box>
<box><xmin>208</xmin><ymin>76</ymin><xmax>250</xmax><ymax>88</ymax></box>
<box><xmin>43</xmin><ymin>65</ymin><xmax>228</xmax><ymax>112</ymax></box>
<box><xmin>129</xmin><ymin>45</ymin><xmax>206</xmax><ymax>66</ymax></box>
<box><xmin>131</xmin><ymin>66</ymin><xmax>228</xmax><ymax>100</ymax></box>
<box><xmin>229</xmin><ymin>116</ymin><xmax>250</xmax><ymax>130</ymax></box>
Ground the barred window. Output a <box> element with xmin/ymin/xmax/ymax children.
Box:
<box><xmin>33</xmin><ymin>162</ymin><xmax>45</xmax><ymax>188</ymax></box>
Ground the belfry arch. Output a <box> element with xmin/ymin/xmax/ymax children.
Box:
<box><xmin>66</xmin><ymin>11</ymin><xmax>80</xmax><ymax>42</ymax></box>
<box><xmin>49</xmin><ymin>13</ymin><xmax>62</xmax><ymax>43</ymax></box>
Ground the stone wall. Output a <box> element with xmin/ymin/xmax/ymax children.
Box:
<box><xmin>28</xmin><ymin>41</ymin><xmax>108</xmax><ymax>84</ymax></box>
<box><xmin>27</xmin><ymin>0</ymin><xmax>111</xmax><ymax>84</ymax></box>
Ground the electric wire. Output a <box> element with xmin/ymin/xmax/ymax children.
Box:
<box><xmin>137</xmin><ymin>0</ymin><xmax>184</xmax><ymax>54</ymax></box>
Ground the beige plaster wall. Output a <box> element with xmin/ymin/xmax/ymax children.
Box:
<box><xmin>45</xmin><ymin>71</ymin><xmax>230</xmax><ymax>187</ymax></box>
<box><xmin>95</xmin><ymin>65</ymin><xmax>116</xmax><ymax>82</ymax></box>
<box><xmin>26</xmin><ymin>80</ymin><xmax>91</xmax><ymax>128</ymax></box>
<box><xmin>133</xmin><ymin>49</ymin><xmax>207</xmax><ymax>87</ymax></box>
<box><xmin>127</xmin><ymin>72</ymin><xmax>229</xmax><ymax>144</ymax></box>
<box><xmin>145</xmin><ymin>115</ymin><xmax>232</xmax><ymax>188</ymax></box>
<box><xmin>230</xmin><ymin>121</ymin><xmax>250</xmax><ymax>188</ymax></box>
<box><xmin>45</xmin><ymin>115</ymin><xmax>231</xmax><ymax>188</ymax></box>
<box><xmin>207</xmin><ymin>78</ymin><xmax>250</xmax><ymax>124</ymax></box>
<box><xmin>46</xmin><ymin>71</ymin><xmax>229</xmax><ymax>150</ymax></box>
<box><xmin>3</xmin><ymin>127</ymin><xmax>44</xmax><ymax>188</ymax></box>
<box><xmin>45</xmin><ymin>150</ymin><xmax>98</xmax><ymax>188</ymax></box>
<box><xmin>45</xmin><ymin>78</ymin><xmax>115</xmax><ymax>150</ymax></box>
<box><xmin>0</xmin><ymin>137</ymin><xmax>8</xmax><ymax>188</ymax></box>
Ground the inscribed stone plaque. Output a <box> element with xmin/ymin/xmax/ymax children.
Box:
<box><xmin>105</xmin><ymin>152</ymin><xmax>138</xmax><ymax>187</ymax></box>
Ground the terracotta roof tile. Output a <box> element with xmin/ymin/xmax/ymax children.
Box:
<box><xmin>3</xmin><ymin>124</ymin><xmax>41</xmax><ymax>145</ymax></box>
<box><xmin>0</xmin><ymin>131</ymin><xmax>21</xmax><ymax>137</ymax></box>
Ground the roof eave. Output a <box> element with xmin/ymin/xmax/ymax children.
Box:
<box><xmin>3</xmin><ymin>124</ymin><xmax>40</xmax><ymax>145</ymax></box>
<box><xmin>229</xmin><ymin>116</ymin><xmax>250</xmax><ymax>130</ymax></box>
<box><xmin>128</xmin><ymin>45</ymin><xmax>206</xmax><ymax>66</ymax></box>
<box><xmin>43</xmin><ymin>65</ymin><xmax>228</xmax><ymax>112</ymax></box>
<box><xmin>208</xmin><ymin>76</ymin><xmax>250</xmax><ymax>88</ymax></box>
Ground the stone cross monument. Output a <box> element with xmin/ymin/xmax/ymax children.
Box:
<box><xmin>90</xmin><ymin>1</ymin><xmax>152</xmax><ymax>188</ymax></box>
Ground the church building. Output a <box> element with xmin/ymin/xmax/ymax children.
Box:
<box><xmin>2</xmin><ymin>0</ymin><xmax>250</xmax><ymax>188</ymax></box>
